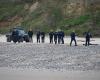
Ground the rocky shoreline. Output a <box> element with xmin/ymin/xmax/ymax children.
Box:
<box><xmin>0</xmin><ymin>42</ymin><xmax>100</xmax><ymax>71</ymax></box>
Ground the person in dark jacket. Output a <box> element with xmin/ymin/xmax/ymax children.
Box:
<box><xmin>58</xmin><ymin>31</ymin><xmax>61</xmax><ymax>44</ymax></box>
<box><xmin>49</xmin><ymin>30</ymin><xmax>54</xmax><ymax>44</ymax></box>
<box><xmin>54</xmin><ymin>32</ymin><xmax>58</xmax><ymax>44</ymax></box>
<box><xmin>41</xmin><ymin>32</ymin><xmax>45</xmax><ymax>43</ymax></box>
<box><xmin>70</xmin><ymin>31</ymin><xmax>77</xmax><ymax>46</ymax></box>
<box><xmin>60</xmin><ymin>30</ymin><xmax>65</xmax><ymax>44</ymax></box>
<box><xmin>36</xmin><ymin>31</ymin><xmax>41</xmax><ymax>43</ymax></box>
<box><xmin>85</xmin><ymin>31</ymin><xmax>92</xmax><ymax>46</ymax></box>
<box><xmin>57</xmin><ymin>29</ymin><xmax>65</xmax><ymax>44</ymax></box>
<box><xmin>28</xmin><ymin>29</ymin><xmax>33</xmax><ymax>42</ymax></box>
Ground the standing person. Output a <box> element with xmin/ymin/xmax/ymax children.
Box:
<box><xmin>58</xmin><ymin>31</ymin><xmax>61</xmax><ymax>44</ymax></box>
<box><xmin>85</xmin><ymin>31</ymin><xmax>92</xmax><ymax>46</ymax></box>
<box><xmin>28</xmin><ymin>29</ymin><xmax>33</xmax><ymax>42</ymax></box>
<box><xmin>70</xmin><ymin>31</ymin><xmax>77</xmax><ymax>46</ymax></box>
<box><xmin>41</xmin><ymin>32</ymin><xmax>45</xmax><ymax>43</ymax></box>
<box><xmin>54</xmin><ymin>31</ymin><xmax>58</xmax><ymax>44</ymax></box>
<box><xmin>49</xmin><ymin>30</ymin><xmax>54</xmax><ymax>44</ymax></box>
<box><xmin>60</xmin><ymin>30</ymin><xmax>65</xmax><ymax>44</ymax></box>
<box><xmin>36</xmin><ymin>31</ymin><xmax>41</xmax><ymax>43</ymax></box>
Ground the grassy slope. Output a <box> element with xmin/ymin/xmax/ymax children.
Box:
<box><xmin>0</xmin><ymin>1</ymin><xmax>100</xmax><ymax>36</ymax></box>
<box><xmin>0</xmin><ymin>3</ymin><xmax>24</xmax><ymax>21</ymax></box>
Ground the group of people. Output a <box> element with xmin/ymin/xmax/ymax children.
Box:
<box><xmin>69</xmin><ymin>31</ymin><xmax>92</xmax><ymax>46</ymax></box>
<box><xmin>36</xmin><ymin>31</ymin><xmax>45</xmax><ymax>43</ymax></box>
<box><xmin>28</xmin><ymin>29</ymin><xmax>45</xmax><ymax>43</ymax></box>
<box><xmin>49</xmin><ymin>30</ymin><xmax>65</xmax><ymax>44</ymax></box>
<box><xmin>28</xmin><ymin>29</ymin><xmax>65</xmax><ymax>44</ymax></box>
<box><xmin>28</xmin><ymin>29</ymin><xmax>92</xmax><ymax>46</ymax></box>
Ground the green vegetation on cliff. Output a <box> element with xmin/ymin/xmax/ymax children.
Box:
<box><xmin>0</xmin><ymin>0</ymin><xmax>100</xmax><ymax>36</ymax></box>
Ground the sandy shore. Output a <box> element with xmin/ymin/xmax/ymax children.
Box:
<box><xmin>0</xmin><ymin>35</ymin><xmax>100</xmax><ymax>45</ymax></box>
<box><xmin>0</xmin><ymin>68</ymin><xmax>100</xmax><ymax>80</ymax></box>
<box><xmin>0</xmin><ymin>35</ymin><xmax>100</xmax><ymax>80</ymax></box>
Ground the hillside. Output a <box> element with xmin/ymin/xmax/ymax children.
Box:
<box><xmin>0</xmin><ymin>0</ymin><xmax>100</xmax><ymax>36</ymax></box>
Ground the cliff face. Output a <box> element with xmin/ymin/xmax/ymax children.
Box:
<box><xmin>0</xmin><ymin>0</ymin><xmax>100</xmax><ymax>22</ymax></box>
<box><xmin>0</xmin><ymin>0</ymin><xmax>100</xmax><ymax>36</ymax></box>
<box><xmin>0</xmin><ymin>0</ymin><xmax>99</xmax><ymax>16</ymax></box>
<box><xmin>61</xmin><ymin>0</ymin><xmax>100</xmax><ymax>16</ymax></box>
<box><xmin>35</xmin><ymin>0</ymin><xmax>100</xmax><ymax>17</ymax></box>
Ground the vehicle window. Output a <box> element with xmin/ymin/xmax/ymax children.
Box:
<box><xmin>18</xmin><ymin>30</ymin><xmax>25</xmax><ymax>36</ymax></box>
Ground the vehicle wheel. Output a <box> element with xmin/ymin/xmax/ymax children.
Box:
<box><xmin>25</xmin><ymin>39</ymin><xmax>29</xmax><ymax>42</ymax></box>
<box><xmin>24</xmin><ymin>36</ymin><xmax>29</xmax><ymax>42</ymax></box>
<box><xmin>7</xmin><ymin>37</ymin><xmax>11</xmax><ymax>42</ymax></box>
<box><xmin>12</xmin><ymin>36</ymin><xmax>18</xmax><ymax>43</ymax></box>
<box><xmin>25</xmin><ymin>38</ymin><xmax>30</xmax><ymax>42</ymax></box>
<box><xmin>18</xmin><ymin>38</ymin><xmax>24</xmax><ymax>43</ymax></box>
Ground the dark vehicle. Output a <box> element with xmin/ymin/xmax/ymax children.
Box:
<box><xmin>6</xmin><ymin>27</ymin><xmax>29</xmax><ymax>43</ymax></box>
